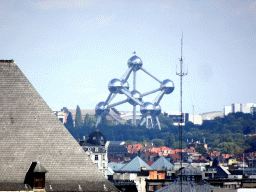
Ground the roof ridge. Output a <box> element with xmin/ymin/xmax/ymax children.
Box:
<box><xmin>0</xmin><ymin>62</ymin><xmax>118</xmax><ymax>191</ymax></box>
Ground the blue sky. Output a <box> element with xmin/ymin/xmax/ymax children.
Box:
<box><xmin>1</xmin><ymin>0</ymin><xmax>255</xmax><ymax>115</ymax></box>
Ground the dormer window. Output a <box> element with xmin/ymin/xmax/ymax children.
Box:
<box><xmin>24</xmin><ymin>161</ymin><xmax>47</xmax><ymax>190</ymax></box>
<box><xmin>95</xmin><ymin>147</ymin><xmax>98</xmax><ymax>152</ymax></box>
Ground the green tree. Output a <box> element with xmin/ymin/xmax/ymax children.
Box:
<box><xmin>195</xmin><ymin>145</ymin><xmax>207</xmax><ymax>156</ymax></box>
<box><xmin>152</xmin><ymin>139</ymin><xmax>165</xmax><ymax>147</ymax></box>
<box><xmin>75</xmin><ymin>105</ymin><xmax>83</xmax><ymax>127</ymax></box>
<box><xmin>64</xmin><ymin>112</ymin><xmax>74</xmax><ymax>129</ymax></box>
<box><xmin>84</xmin><ymin>113</ymin><xmax>94</xmax><ymax>127</ymax></box>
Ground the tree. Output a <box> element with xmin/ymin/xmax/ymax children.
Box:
<box><xmin>75</xmin><ymin>105</ymin><xmax>83</xmax><ymax>127</ymax></box>
<box><xmin>152</xmin><ymin>139</ymin><xmax>165</xmax><ymax>147</ymax></box>
<box><xmin>64</xmin><ymin>112</ymin><xmax>74</xmax><ymax>129</ymax></box>
<box><xmin>84</xmin><ymin>113</ymin><xmax>94</xmax><ymax>127</ymax></box>
<box><xmin>195</xmin><ymin>145</ymin><xmax>207</xmax><ymax>156</ymax></box>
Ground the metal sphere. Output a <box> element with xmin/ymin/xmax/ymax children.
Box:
<box><xmin>108</xmin><ymin>78</ymin><xmax>122</xmax><ymax>93</ymax></box>
<box><xmin>140</xmin><ymin>102</ymin><xmax>154</xmax><ymax>115</ymax></box>
<box><xmin>95</xmin><ymin>102</ymin><xmax>109</xmax><ymax>115</ymax></box>
<box><xmin>128</xmin><ymin>90</ymin><xmax>142</xmax><ymax>105</ymax></box>
<box><xmin>121</xmin><ymin>80</ymin><xmax>129</xmax><ymax>91</ymax></box>
<box><xmin>153</xmin><ymin>104</ymin><xmax>161</xmax><ymax>116</ymax></box>
<box><xmin>161</xmin><ymin>79</ymin><xmax>174</xmax><ymax>94</ymax></box>
<box><xmin>127</xmin><ymin>55</ymin><xmax>142</xmax><ymax>71</ymax></box>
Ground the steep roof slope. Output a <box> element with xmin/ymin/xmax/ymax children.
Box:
<box><xmin>119</xmin><ymin>156</ymin><xmax>152</xmax><ymax>172</ymax></box>
<box><xmin>0</xmin><ymin>60</ymin><xmax>118</xmax><ymax>191</ymax></box>
<box><xmin>151</xmin><ymin>156</ymin><xmax>174</xmax><ymax>170</ymax></box>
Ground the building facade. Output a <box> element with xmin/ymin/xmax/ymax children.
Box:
<box><xmin>79</xmin><ymin>129</ymin><xmax>109</xmax><ymax>178</ymax></box>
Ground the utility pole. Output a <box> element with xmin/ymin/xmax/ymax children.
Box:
<box><xmin>176</xmin><ymin>32</ymin><xmax>188</xmax><ymax>192</ymax></box>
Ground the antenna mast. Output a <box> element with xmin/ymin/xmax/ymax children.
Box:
<box><xmin>176</xmin><ymin>32</ymin><xmax>188</xmax><ymax>192</ymax></box>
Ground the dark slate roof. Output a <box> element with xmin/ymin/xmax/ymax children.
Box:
<box><xmin>0</xmin><ymin>61</ymin><xmax>118</xmax><ymax>191</ymax></box>
<box><xmin>119</xmin><ymin>156</ymin><xmax>152</xmax><ymax>172</ymax></box>
<box><xmin>86</xmin><ymin>129</ymin><xmax>107</xmax><ymax>146</ymax></box>
<box><xmin>151</xmin><ymin>156</ymin><xmax>174</xmax><ymax>170</ymax></box>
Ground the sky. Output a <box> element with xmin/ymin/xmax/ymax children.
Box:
<box><xmin>1</xmin><ymin>0</ymin><xmax>256</xmax><ymax>115</ymax></box>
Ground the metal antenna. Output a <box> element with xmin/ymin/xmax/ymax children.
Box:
<box><xmin>176</xmin><ymin>32</ymin><xmax>188</xmax><ymax>192</ymax></box>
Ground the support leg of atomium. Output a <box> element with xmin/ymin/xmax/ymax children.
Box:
<box><xmin>155</xmin><ymin>116</ymin><xmax>161</xmax><ymax>130</ymax></box>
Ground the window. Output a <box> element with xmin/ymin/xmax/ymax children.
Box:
<box><xmin>95</xmin><ymin>147</ymin><xmax>98</xmax><ymax>152</ymax></box>
<box><xmin>103</xmin><ymin>163</ymin><xmax>105</xmax><ymax>168</ymax></box>
<box><xmin>102</xmin><ymin>155</ymin><xmax>105</xmax><ymax>160</ymax></box>
<box><xmin>34</xmin><ymin>174</ymin><xmax>45</xmax><ymax>189</ymax></box>
<box><xmin>95</xmin><ymin>155</ymin><xmax>98</xmax><ymax>160</ymax></box>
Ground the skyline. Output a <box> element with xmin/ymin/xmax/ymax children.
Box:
<box><xmin>1</xmin><ymin>0</ymin><xmax>256</xmax><ymax>115</ymax></box>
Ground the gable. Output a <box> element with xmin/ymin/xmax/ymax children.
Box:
<box><xmin>0</xmin><ymin>61</ymin><xmax>117</xmax><ymax>191</ymax></box>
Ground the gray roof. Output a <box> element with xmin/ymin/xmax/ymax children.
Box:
<box><xmin>119</xmin><ymin>156</ymin><xmax>152</xmax><ymax>172</ymax></box>
<box><xmin>151</xmin><ymin>156</ymin><xmax>174</xmax><ymax>170</ymax></box>
<box><xmin>156</xmin><ymin>180</ymin><xmax>215</xmax><ymax>192</ymax></box>
<box><xmin>33</xmin><ymin>161</ymin><xmax>48</xmax><ymax>173</ymax></box>
<box><xmin>157</xmin><ymin>164</ymin><xmax>215</xmax><ymax>192</ymax></box>
<box><xmin>0</xmin><ymin>61</ymin><xmax>118</xmax><ymax>191</ymax></box>
<box><xmin>179</xmin><ymin>164</ymin><xmax>202</xmax><ymax>176</ymax></box>
<box><xmin>108</xmin><ymin>162</ymin><xmax>126</xmax><ymax>172</ymax></box>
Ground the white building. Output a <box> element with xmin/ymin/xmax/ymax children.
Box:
<box><xmin>79</xmin><ymin>129</ymin><xmax>109</xmax><ymax>178</ymax></box>
<box><xmin>224</xmin><ymin>103</ymin><xmax>256</xmax><ymax>116</ymax></box>
<box><xmin>189</xmin><ymin>114</ymin><xmax>203</xmax><ymax>125</ymax></box>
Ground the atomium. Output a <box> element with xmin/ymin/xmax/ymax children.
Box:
<box><xmin>95</xmin><ymin>53</ymin><xmax>175</xmax><ymax>130</ymax></box>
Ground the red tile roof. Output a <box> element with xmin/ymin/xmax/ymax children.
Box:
<box><xmin>146</xmin><ymin>161</ymin><xmax>154</xmax><ymax>166</ymax></box>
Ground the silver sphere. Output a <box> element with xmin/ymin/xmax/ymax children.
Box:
<box><xmin>127</xmin><ymin>55</ymin><xmax>142</xmax><ymax>71</ymax></box>
<box><xmin>108</xmin><ymin>78</ymin><xmax>122</xmax><ymax>93</ymax></box>
<box><xmin>161</xmin><ymin>79</ymin><xmax>174</xmax><ymax>94</ymax></box>
<box><xmin>128</xmin><ymin>90</ymin><xmax>142</xmax><ymax>105</ymax></box>
<box><xmin>95</xmin><ymin>102</ymin><xmax>109</xmax><ymax>115</ymax></box>
<box><xmin>140</xmin><ymin>102</ymin><xmax>154</xmax><ymax>115</ymax></box>
<box><xmin>121</xmin><ymin>80</ymin><xmax>129</xmax><ymax>91</ymax></box>
<box><xmin>153</xmin><ymin>104</ymin><xmax>161</xmax><ymax>116</ymax></box>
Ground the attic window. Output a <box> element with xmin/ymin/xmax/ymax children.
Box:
<box><xmin>93</xmin><ymin>136</ymin><xmax>96</xmax><ymax>140</ymax></box>
<box><xmin>24</xmin><ymin>161</ymin><xmax>47</xmax><ymax>190</ymax></box>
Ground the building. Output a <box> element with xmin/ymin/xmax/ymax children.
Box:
<box><xmin>200</xmin><ymin>111</ymin><xmax>224</xmax><ymax>121</ymax></box>
<box><xmin>224</xmin><ymin>103</ymin><xmax>256</xmax><ymax>116</ymax></box>
<box><xmin>79</xmin><ymin>129</ymin><xmax>109</xmax><ymax>178</ymax></box>
<box><xmin>163</xmin><ymin>111</ymin><xmax>189</xmax><ymax>126</ymax></box>
<box><xmin>0</xmin><ymin>60</ymin><xmax>117</xmax><ymax>191</ymax></box>
<box><xmin>114</xmin><ymin>156</ymin><xmax>153</xmax><ymax>192</ymax></box>
<box><xmin>155</xmin><ymin>163</ymin><xmax>215</xmax><ymax>192</ymax></box>
<box><xmin>188</xmin><ymin>114</ymin><xmax>203</xmax><ymax>125</ymax></box>
<box><xmin>151</xmin><ymin>156</ymin><xmax>174</xmax><ymax>171</ymax></box>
